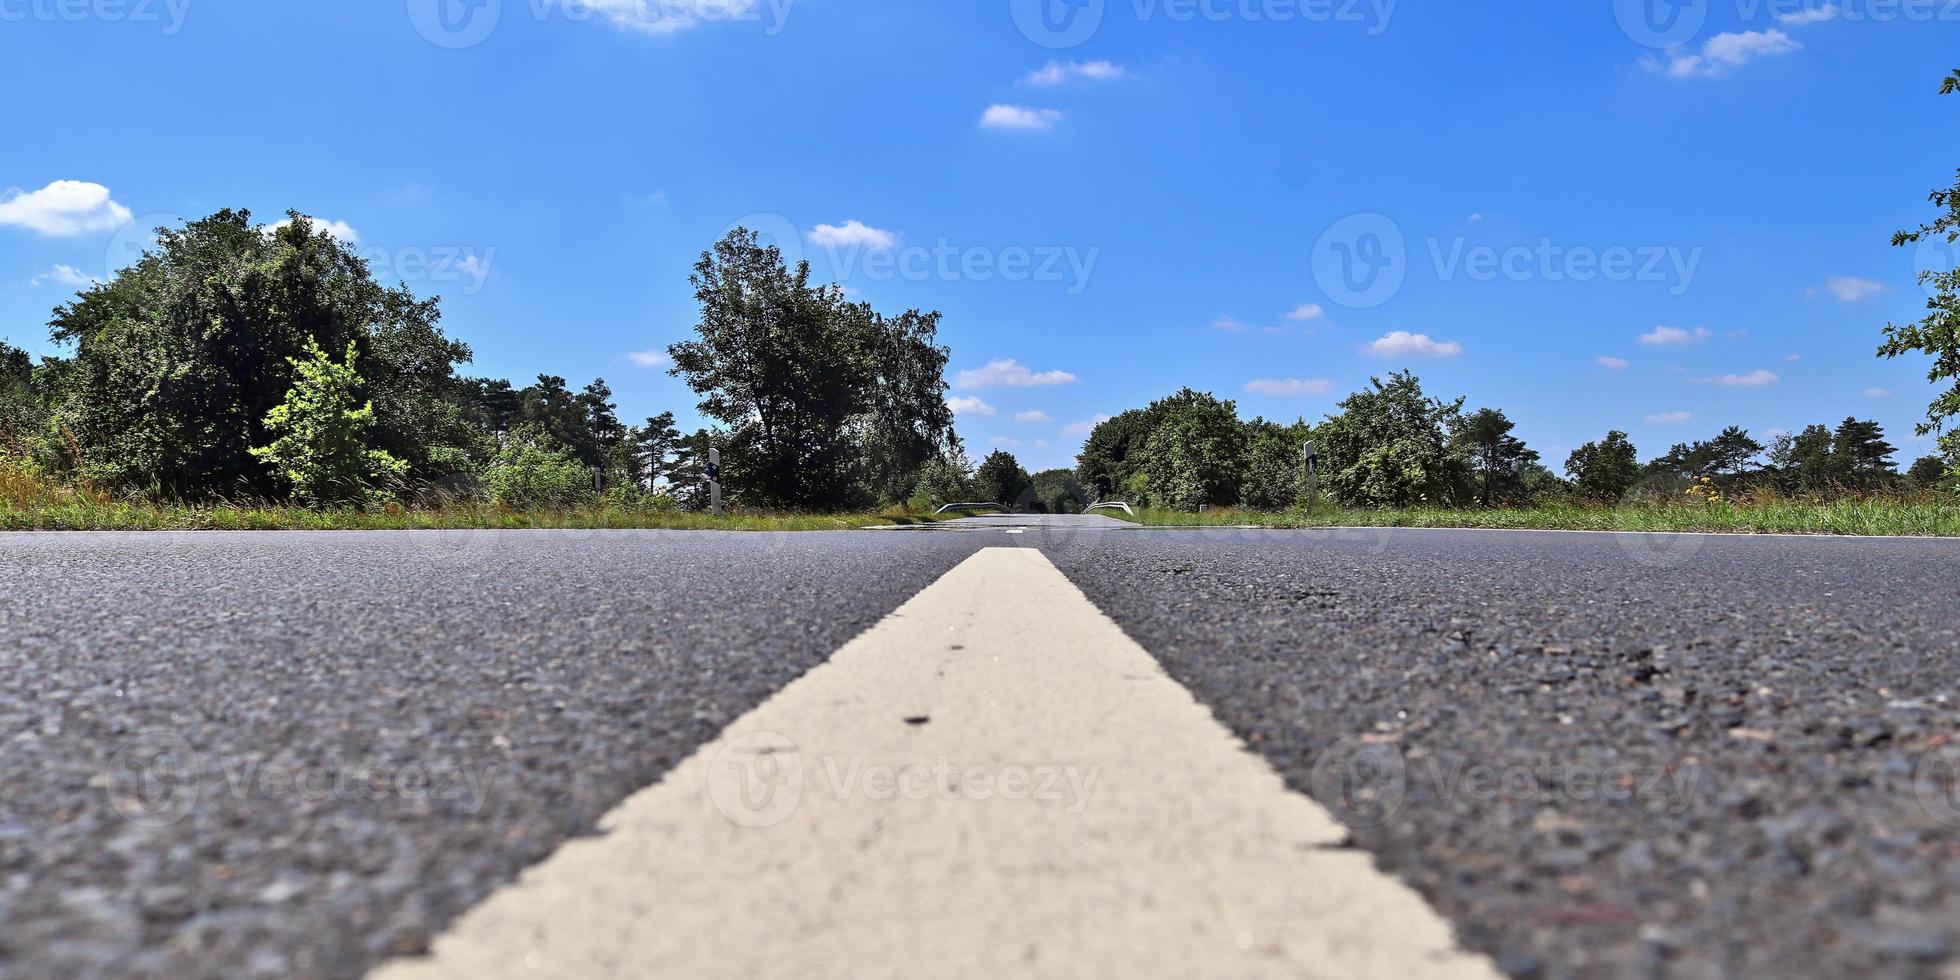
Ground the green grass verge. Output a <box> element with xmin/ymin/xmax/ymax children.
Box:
<box><xmin>1104</xmin><ymin>500</ymin><xmax>1960</xmax><ymax>537</ymax></box>
<box><xmin>0</xmin><ymin>501</ymin><xmax>974</xmax><ymax>532</ymax></box>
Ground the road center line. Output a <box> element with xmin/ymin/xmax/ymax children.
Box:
<box><xmin>373</xmin><ymin>547</ymin><xmax>1497</xmax><ymax>980</ymax></box>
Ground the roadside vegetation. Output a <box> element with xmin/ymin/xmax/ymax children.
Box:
<box><xmin>2</xmin><ymin>71</ymin><xmax>1957</xmax><ymax>535</ymax></box>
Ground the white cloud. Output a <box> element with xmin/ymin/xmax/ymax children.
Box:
<box><xmin>1022</xmin><ymin>60</ymin><xmax>1127</xmax><ymax>86</ymax></box>
<box><xmin>1655</xmin><ymin>30</ymin><xmax>1801</xmax><ymax>78</ymax></box>
<box><xmin>1698</xmin><ymin>369</ymin><xmax>1781</xmax><ymax>387</ymax></box>
<box><xmin>28</xmin><ymin>264</ymin><xmax>93</xmax><ymax>288</ymax></box>
<box><xmin>1212</xmin><ymin>316</ymin><xmax>1248</xmax><ymax>333</ymax></box>
<box><xmin>1864</xmin><ymin>387</ymin><xmax>1893</xmax><ymax>398</ymax></box>
<box><xmin>627</xmin><ymin>350</ymin><xmax>670</xmax><ymax>368</ymax></box>
<box><xmin>1646</xmin><ymin>411</ymin><xmax>1695</xmax><ymax>424</ymax></box>
<box><xmin>981</xmin><ymin>105</ymin><xmax>1064</xmax><ymax>131</ymax></box>
<box><xmin>1013</xmin><ymin>410</ymin><xmax>1052</xmax><ymax>423</ymax></box>
<box><xmin>954</xmin><ymin>359</ymin><xmax>1078</xmax><ymax>390</ymax></box>
<box><xmin>1062</xmin><ymin>415</ymin><xmax>1113</xmax><ymax>437</ymax></box>
<box><xmin>1596</xmin><ymin>356</ymin><xmax>1631</xmax><ymax>370</ymax></box>
<box><xmin>1639</xmin><ymin>325</ymin><xmax>1711</xmax><ymax>346</ymax></box>
<box><xmin>568</xmin><ymin>0</ymin><xmax>762</xmax><ymax>35</ymax></box>
<box><xmin>1365</xmin><ymin>331</ymin><xmax>1463</xmax><ymax>359</ymax></box>
<box><xmin>1787</xmin><ymin>353</ymin><xmax>1804</xmax><ymax>362</ymax></box>
<box><xmin>457</xmin><ymin>253</ymin><xmax>492</xmax><ymax>285</ymax></box>
<box><xmin>808</xmin><ymin>220</ymin><xmax>897</xmax><ymax>250</ymax></box>
<box><xmin>269</xmin><ymin>216</ymin><xmax>359</xmax><ymax>244</ymax></box>
<box><xmin>1034</xmin><ymin>439</ymin><xmax>1052</xmax><ymax>449</ymax></box>
<box><xmin>947</xmin><ymin>396</ymin><xmax>997</xmax><ymax>417</ymax></box>
<box><xmin>989</xmin><ymin>436</ymin><xmax>1023</xmax><ymax>448</ymax></box>
<box><xmin>1245</xmin><ymin>378</ymin><xmax>1336</xmax><ymax>397</ymax></box>
<box><xmin>1809</xmin><ymin>275</ymin><xmax>1885</xmax><ymax>302</ymax></box>
<box><xmin>0</xmin><ymin>180</ymin><xmax>133</xmax><ymax>236</ymax></box>
<box><xmin>1285</xmin><ymin>303</ymin><xmax>1324</xmax><ymax>322</ymax></box>
<box><xmin>1777</xmin><ymin>3</ymin><xmax>1839</xmax><ymax>25</ymax></box>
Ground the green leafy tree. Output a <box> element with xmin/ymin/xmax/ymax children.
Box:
<box><xmin>1318</xmin><ymin>372</ymin><xmax>1469</xmax><ymax>508</ymax></box>
<box><xmin>1831</xmin><ymin>417</ymin><xmax>1898</xmax><ymax>490</ymax></box>
<box><xmin>49</xmin><ymin>210</ymin><xmax>474</xmax><ymax>497</ymax></box>
<box><xmin>1454</xmin><ymin>407</ymin><xmax>1540</xmax><ymax>507</ymax></box>
<box><xmin>1076</xmin><ymin>409</ymin><xmax>1156</xmax><ymax>500</ymax></box>
<box><xmin>911</xmin><ymin>446</ymin><xmax>975</xmax><ymax>508</ymax></box>
<box><xmin>1908</xmin><ymin>454</ymin><xmax>1949</xmax><ymax>490</ymax></box>
<box><xmin>1241</xmin><ymin>417</ymin><xmax>1312</xmax><ymax>511</ymax></box>
<box><xmin>635</xmin><ymin>412</ymin><xmax>682</xmax><ymax>490</ymax></box>
<box><xmin>485</xmin><ymin>426</ymin><xmax>594</xmax><ymax>508</ymax></box>
<box><xmin>1769</xmin><ymin>424</ymin><xmax>1841</xmax><ymax>492</ymax></box>
<box><xmin>1653</xmin><ymin>426</ymin><xmax>1765</xmax><ymax>480</ymax></box>
<box><xmin>1136</xmin><ymin>389</ymin><xmax>1248</xmax><ymax>510</ymax></box>
<box><xmin>973</xmin><ymin>450</ymin><xmax>1030</xmax><ymax>505</ymax></box>
<box><xmin>249</xmin><ymin>339</ymin><xmax>407</xmax><ymax>506</ymax></box>
<box><xmin>0</xmin><ymin>341</ymin><xmax>47</xmax><ymax>450</ymax></box>
<box><xmin>1878</xmin><ymin>70</ymin><xmax>1960</xmax><ymax>460</ymax></box>
<box><xmin>1565</xmin><ymin>431</ymin><xmax>1641</xmax><ymax>502</ymax></box>
<box><xmin>667</xmin><ymin>229</ymin><xmax>954</xmax><ymax>510</ymax></box>
<box><xmin>1026</xmin><ymin>468</ymin><xmax>1091</xmax><ymax>514</ymax></box>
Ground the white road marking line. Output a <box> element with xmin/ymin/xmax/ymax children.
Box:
<box><xmin>374</xmin><ymin>547</ymin><xmax>1497</xmax><ymax>980</ymax></box>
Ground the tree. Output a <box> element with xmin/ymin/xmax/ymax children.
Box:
<box><xmin>1026</xmin><ymin>469</ymin><xmax>1090</xmax><ymax>514</ymax></box>
<box><xmin>1076</xmin><ymin>409</ymin><xmax>1157</xmax><ymax>500</ymax></box>
<box><xmin>1454</xmin><ymin>407</ymin><xmax>1539</xmax><ymax>507</ymax></box>
<box><xmin>1831</xmin><ymin>417</ymin><xmax>1898</xmax><ymax>489</ymax></box>
<box><xmin>1136</xmin><ymin>389</ymin><xmax>1248</xmax><ymax>510</ymax></box>
<box><xmin>1769</xmin><ymin>424</ymin><xmax>1840</xmax><ymax>492</ymax></box>
<box><xmin>973</xmin><ymin>450</ymin><xmax>1030</xmax><ymax>505</ymax></box>
<box><xmin>0</xmin><ymin>341</ymin><xmax>47</xmax><ymax>451</ymax></box>
<box><xmin>1908</xmin><ymin>454</ymin><xmax>1949</xmax><ymax>490</ymax></box>
<box><xmin>1653</xmin><ymin>426</ymin><xmax>1764</xmax><ymax>480</ymax></box>
<box><xmin>249</xmin><ymin>339</ymin><xmax>407</xmax><ymax>506</ymax></box>
<box><xmin>911</xmin><ymin>446</ymin><xmax>975</xmax><ymax>508</ymax></box>
<box><xmin>1241</xmin><ymin>417</ymin><xmax>1312</xmax><ymax>511</ymax></box>
<box><xmin>1878</xmin><ymin>70</ymin><xmax>1960</xmax><ymax>461</ymax></box>
<box><xmin>1317</xmin><ymin>372</ymin><xmax>1469</xmax><ymax>508</ymax></box>
<box><xmin>635</xmin><ymin>412</ymin><xmax>682</xmax><ymax>490</ymax></box>
<box><xmin>667</xmin><ymin>229</ymin><xmax>955</xmax><ymax>510</ymax></box>
<box><xmin>49</xmin><ymin>210</ymin><xmax>474</xmax><ymax>497</ymax></box>
<box><xmin>1565</xmin><ymin>431</ymin><xmax>1641</xmax><ymax>502</ymax></box>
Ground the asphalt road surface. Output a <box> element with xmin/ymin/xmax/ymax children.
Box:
<box><xmin>3</xmin><ymin>522</ymin><xmax>1959</xmax><ymax>979</ymax></box>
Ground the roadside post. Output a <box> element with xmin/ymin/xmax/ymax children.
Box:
<box><xmin>1303</xmin><ymin>441</ymin><xmax>1320</xmax><ymax>504</ymax></box>
<box><xmin>708</xmin><ymin>448</ymin><xmax>723</xmax><ymax>516</ymax></box>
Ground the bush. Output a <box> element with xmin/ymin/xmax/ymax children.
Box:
<box><xmin>250</xmin><ymin>339</ymin><xmax>407</xmax><ymax>507</ymax></box>
<box><xmin>1319</xmin><ymin>372</ymin><xmax>1468</xmax><ymax>508</ymax></box>
<box><xmin>1136</xmin><ymin>390</ymin><xmax>1248</xmax><ymax>510</ymax></box>
<box><xmin>486</xmin><ymin>427</ymin><xmax>595</xmax><ymax>508</ymax></box>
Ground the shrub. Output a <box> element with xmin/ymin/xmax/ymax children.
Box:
<box><xmin>250</xmin><ymin>339</ymin><xmax>407</xmax><ymax>507</ymax></box>
<box><xmin>486</xmin><ymin>427</ymin><xmax>595</xmax><ymax>508</ymax></box>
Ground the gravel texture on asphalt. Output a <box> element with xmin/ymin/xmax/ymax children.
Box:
<box><xmin>1046</xmin><ymin>527</ymin><xmax>1960</xmax><ymax>980</ymax></box>
<box><xmin>0</xmin><ymin>530</ymin><xmax>990</xmax><ymax>980</ymax></box>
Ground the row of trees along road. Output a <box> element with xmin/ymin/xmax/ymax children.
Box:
<box><xmin>0</xmin><ymin>215</ymin><xmax>962</xmax><ymax>510</ymax></box>
<box><xmin>1055</xmin><ymin>370</ymin><xmax>1950</xmax><ymax>513</ymax></box>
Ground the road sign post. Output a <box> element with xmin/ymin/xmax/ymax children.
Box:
<box><xmin>708</xmin><ymin>448</ymin><xmax>723</xmax><ymax>516</ymax></box>
<box><xmin>1303</xmin><ymin>441</ymin><xmax>1320</xmax><ymax>506</ymax></box>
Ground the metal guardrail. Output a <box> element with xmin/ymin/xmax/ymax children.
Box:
<box><xmin>1086</xmin><ymin>502</ymin><xmax>1136</xmax><ymax>516</ymax></box>
<box><xmin>934</xmin><ymin>502</ymin><xmax>1011</xmax><ymax>515</ymax></box>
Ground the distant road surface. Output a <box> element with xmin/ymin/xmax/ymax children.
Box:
<box><xmin>4</xmin><ymin>523</ymin><xmax>1958</xmax><ymax>979</ymax></box>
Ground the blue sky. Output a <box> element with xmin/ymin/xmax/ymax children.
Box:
<box><xmin>3</xmin><ymin>0</ymin><xmax>1958</xmax><ymax>472</ymax></box>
